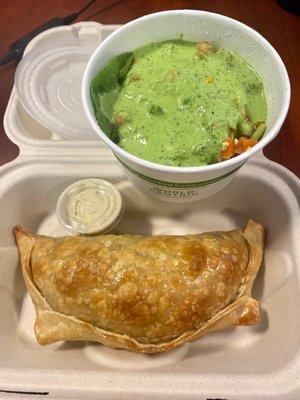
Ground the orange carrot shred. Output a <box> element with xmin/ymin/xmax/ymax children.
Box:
<box><xmin>220</xmin><ymin>138</ymin><xmax>235</xmax><ymax>160</ymax></box>
<box><xmin>234</xmin><ymin>137</ymin><xmax>257</xmax><ymax>155</ymax></box>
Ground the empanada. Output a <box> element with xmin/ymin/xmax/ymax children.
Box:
<box><xmin>14</xmin><ymin>220</ymin><xmax>264</xmax><ymax>353</ymax></box>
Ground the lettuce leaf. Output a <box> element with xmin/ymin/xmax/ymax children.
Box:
<box><xmin>90</xmin><ymin>52</ymin><xmax>134</xmax><ymax>143</ymax></box>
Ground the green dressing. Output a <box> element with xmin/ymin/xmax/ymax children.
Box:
<box><xmin>91</xmin><ymin>40</ymin><xmax>267</xmax><ymax>167</ymax></box>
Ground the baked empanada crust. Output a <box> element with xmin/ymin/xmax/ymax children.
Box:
<box><xmin>14</xmin><ymin>220</ymin><xmax>264</xmax><ymax>353</ymax></box>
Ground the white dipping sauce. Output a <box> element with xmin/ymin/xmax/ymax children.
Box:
<box><xmin>57</xmin><ymin>178</ymin><xmax>123</xmax><ymax>235</ymax></box>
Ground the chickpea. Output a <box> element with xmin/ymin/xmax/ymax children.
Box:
<box><xmin>196</xmin><ymin>41</ymin><xmax>215</xmax><ymax>55</ymax></box>
<box><xmin>130</xmin><ymin>73</ymin><xmax>141</xmax><ymax>82</ymax></box>
<box><xmin>114</xmin><ymin>114</ymin><xmax>125</xmax><ymax>126</ymax></box>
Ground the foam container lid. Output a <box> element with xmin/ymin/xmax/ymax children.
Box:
<box><xmin>1</xmin><ymin>20</ymin><xmax>300</xmax><ymax>400</ymax></box>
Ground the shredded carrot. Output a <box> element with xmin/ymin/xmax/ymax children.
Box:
<box><xmin>234</xmin><ymin>137</ymin><xmax>257</xmax><ymax>154</ymax></box>
<box><xmin>220</xmin><ymin>138</ymin><xmax>235</xmax><ymax>160</ymax></box>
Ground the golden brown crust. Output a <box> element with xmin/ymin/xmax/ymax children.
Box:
<box><xmin>13</xmin><ymin>220</ymin><xmax>265</xmax><ymax>353</ymax></box>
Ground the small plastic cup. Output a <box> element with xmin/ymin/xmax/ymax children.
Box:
<box><xmin>56</xmin><ymin>178</ymin><xmax>124</xmax><ymax>235</ymax></box>
<box><xmin>14</xmin><ymin>40</ymin><xmax>97</xmax><ymax>140</ymax></box>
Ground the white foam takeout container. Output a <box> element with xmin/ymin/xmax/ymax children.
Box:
<box><xmin>1</xmin><ymin>21</ymin><xmax>299</xmax><ymax>400</ymax></box>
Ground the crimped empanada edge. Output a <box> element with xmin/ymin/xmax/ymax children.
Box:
<box><xmin>240</xmin><ymin>219</ymin><xmax>265</xmax><ymax>297</ymax></box>
<box><xmin>13</xmin><ymin>226</ymin><xmax>51</xmax><ymax>313</ymax></box>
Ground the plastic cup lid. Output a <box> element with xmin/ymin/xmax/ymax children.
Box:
<box><xmin>56</xmin><ymin>178</ymin><xmax>124</xmax><ymax>235</ymax></box>
<box><xmin>14</xmin><ymin>39</ymin><xmax>97</xmax><ymax>140</ymax></box>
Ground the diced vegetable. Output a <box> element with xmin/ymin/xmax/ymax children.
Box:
<box><xmin>150</xmin><ymin>105</ymin><xmax>164</xmax><ymax>116</ymax></box>
<box><xmin>234</xmin><ymin>137</ymin><xmax>257</xmax><ymax>154</ymax></box>
<box><xmin>251</xmin><ymin>122</ymin><xmax>266</xmax><ymax>141</ymax></box>
<box><xmin>130</xmin><ymin>73</ymin><xmax>141</xmax><ymax>82</ymax></box>
<box><xmin>182</xmin><ymin>96</ymin><xmax>192</xmax><ymax>105</ymax></box>
<box><xmin>237</xmin><ymin>119</ymin><xmax>254</xmax><ymax>137</ymax></box>
<box><xmin>220</xmin><ymin>135</ymin><xmax>258</xmax><ymax>160</ymax></box>
<box><xmin>205</xmin><ymin>76</ymin><xmax>214</xmax><ymax>84</ymax></box>
<box><xmin>196</xmin><ymin>41</ymin><xmax>215</xmax><ymax>55</ymax></box>
<box><xmin>226</xmin><ymin>53</ymin><xmax>235</xmax><ymax>67</ymax></box>
<box><xmin>220</xmin><ymin>138</ymin><xmax>235</xmax><ymax>160</ymax></box>
<box><xmin>167</xmin><ymin>69</ymin><xmax>176</xmax><ymax>81</ymax></box>
<box><xmin>114</xmin><ymin>114</ymin><xmax>125</xmax><ymax>126</ymax></box>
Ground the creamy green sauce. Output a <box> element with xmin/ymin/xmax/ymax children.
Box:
<box><xmin>93</xmin><ymin>40</ymin><xmax>267</xmax><ymax>167</ymax></box>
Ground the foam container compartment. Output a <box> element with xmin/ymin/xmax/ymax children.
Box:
<box><xmin>1</xmin><ymin>22</ymin><xmax>299</xmax><ymax>399</ymax></box>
